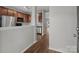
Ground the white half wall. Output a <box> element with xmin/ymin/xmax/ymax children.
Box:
<box><xmin>49</xmin><ymin>6</ymin><xmax>77</xmax><ymax>52</ymax></box>
<box><xmin>0</xmin><ymin>26</ymin><xmax>36</xmax><ymax>53</ymax></box>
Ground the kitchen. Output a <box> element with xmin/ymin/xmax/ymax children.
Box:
<box><xmin>0</xmin><ymin>6</ymin><xmax>31</xmax><ymax>27</ymax></box>
<box><xmin>0</xmin><ymin>6</ymin><xmax>49</xmax><ymax>53</ymax></box>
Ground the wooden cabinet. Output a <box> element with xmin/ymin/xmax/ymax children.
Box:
<box><xmin>27</xmin><ymin>15</ymin><xmax>31</xmax><ymax>22</ymax></box>
<box><xmin>0</xmin><ymin>7</ymin><xmax>8</xmax><ymax>15</ymax></box>
<box><xmin>24</xmin><ymin>14</ymin><xmax>31</xmax><ymax>23</ymax></box>
<box><xmin>0</xmin><ymin>7</ymin><xmax>2</xmax><ymax>15</ymax></box>
<box><xmin>13</xmin><ymin>10</ymin><xmax>17</xmax><ymax>17</ymax></box>
<box><xmin>0</xmin><ymin>7</ymin><xmax>18</xmax><ymax>16</ymax></box>
<box><xmin>0</xmin><ymin>6</ymin><xmax>31</xmax><ymax>23</ymax></box>
<box><xmin>17</xmin><ymin>12</ymin><xmax>24</xmax><ymax>18</ymax></box>
<box><xmin>23</xmin><ymin>15</ymin><xmax>25</xmax><ymax>22</ymax></box>
<box><xmin>24</xmin><ymin>14</ymin><xmax>27</xmax><ymax>22</ymax></box>
<box><xmin>8</xmin><ymin>9</ymin><xmax>14</xmax><ymax>16</ymax></box>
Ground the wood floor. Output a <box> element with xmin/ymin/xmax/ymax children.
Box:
<box><xmin>24</xmin><ymin>33</ymin><xmax>60</xmax><ymax>53</ymax></box>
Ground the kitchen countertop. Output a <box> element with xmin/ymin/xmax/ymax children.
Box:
<box><xmin>0</xmin><ymin>25</ymin><xmax>35</xmax><ymax>31</ymax></box>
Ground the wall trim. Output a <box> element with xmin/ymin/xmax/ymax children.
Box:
<box><xmin>20</xmin><ymin>41</ymin><xmax>37</xmax><ymax>53</ymax></box>
<box><xmin>48</xmin><ymin>47</ymin><xmax>63</xmax><ymax>53</ymax></box>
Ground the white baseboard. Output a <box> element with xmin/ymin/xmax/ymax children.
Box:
<box><xmin>20</xmin><ymin>41</ymin><xmax>37</xmax><ymax>53</ymax></box>
<box><xmin>48</xmin><ymin>47</ymin><xmax>64</xmax><ymax>53</ymax></box>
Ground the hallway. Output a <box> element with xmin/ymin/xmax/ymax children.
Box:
<box><xmin>24</xmin><ymin>32</ymin><xmax>60</xmax><ymax>53</ymax></box>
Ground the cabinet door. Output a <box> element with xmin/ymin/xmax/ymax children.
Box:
<box><xmin>24</xmin><ymin>14</ymin><xmax>31</xmax><ymax>23</ymax></box>
<box><xmin>17</xmin><ymin>12</ymin><xmax>24</xmax><ymax>18</ymax></box>
<box><xmin>27</xmin><ymin>15</ymin><xmax>31</xmax><ymax>22</ymax></box>
<box><xmin>0</xmin><ymin>7</ymin><xmax>2</xmax><ymax>15</ymax></box>
<box><xmin>0</xmin><ymin>7</ymin><xmax>8</xmax><ymax>15</ymax></box>
<box><xmin>24</xmin><ymin>14</ymin><xmax>28</xmax><ymax>22</ymax></box>
<box><xmin>24</xmin><ymin>14</ymin><xmax>26</xmax><ymax>22</ymax></box>
<box><xmin>8</xmin><ymin>9</ymin><xmax>14</xmax><ymax>16</ymax></box>
<box><xmin>13</xmin><ymin>10</ymin><xmax>17</xmax><ymax>17</ymax></box>
<box><xmin>23</xmin><ymin>14</ymin><xmax>26</xmax><ymax>22</ymax></box>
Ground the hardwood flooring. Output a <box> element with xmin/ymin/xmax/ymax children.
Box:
<box><xmin>24</xmin><ymin>32</ymin><xmax>60</xmax><ymax>53</ymax></box>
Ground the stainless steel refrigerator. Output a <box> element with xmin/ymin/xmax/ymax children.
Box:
<box><xmin>0</xmin><ymin>16</ymin><xmax>16</xmax><ymax>27</ymax></box>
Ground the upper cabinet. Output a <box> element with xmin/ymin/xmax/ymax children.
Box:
<box><xmin>0</xmin><ymin>7</ymin><xmax>8</xmax><ymax>15</ymax></box>
<box><xmin>8</xmin><ymin>9</ymin><xmax>14</xmax><ymax>16</ymax></box>
<box><xmin>0</xmin><ymin>6</ymin><xmax>31</xmax><ymax>23</ymax></box>
<box><xmin>27</xmin><ymin>15</ymin><xmax>31</xmax><ymax>22</ymax></box>
<box><xmin>24</xmin><ymin>14</ymin><xmax>31</xmax><ymax>23</ymax></box>
<box><xmin>13</xmin><ymin>10</ymin><xmax>17</xmax><ymax>17</ymax></box>
<box><xmin>17</xmin><ymin>12</ymin><xmax>24</xmax><ymax>18</ymax></box>
<box><xmin>0</xmin><ymin>7</ymin><xmax>1</xmax><ymax>15</ymax></box>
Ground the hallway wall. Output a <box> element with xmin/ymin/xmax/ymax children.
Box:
<box><xmin>49</xmin><ymin>6</ymin><xmax>77</xmax><ymax>52</ymax></box>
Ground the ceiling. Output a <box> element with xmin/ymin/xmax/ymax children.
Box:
<box><xmin>37</xmin><ymin>6</ymin><xmax>49</xmax><ymax>12</ymax></box>
<box><xmin>5</xmin><ymin>6</ymin><xmax>49</xmax><ymax>14</ymax></box>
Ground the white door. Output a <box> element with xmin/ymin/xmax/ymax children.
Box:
<box><xmin>49</xmin><ymin>6</ymin><xmax>77</xmax><ymax>53</ymax></box>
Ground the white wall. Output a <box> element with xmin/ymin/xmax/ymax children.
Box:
<box><xmin>31</xmin><ymin>7</ymin><xmax>37</xmax><ymax>42</ymax></box>
<box><xmin>0</xmin><ymin>26</ymin><xmax>35</xmax><ymax>53</ymax></box>
<box><xmin>49</xmin><ymin>6</ymin><xmax>77</xmax><ymax>52</ymax></box>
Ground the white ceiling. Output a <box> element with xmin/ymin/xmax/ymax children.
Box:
<box><xmin>5</xmin><ymin>6</ymin><xmax>49</xmax><ymax>14</ymax></box>
<box><xmin>5</xmin><ymin>6</ymin><xmax>32</xmax><ymax>14</ymax></box>
<box><xmin>37</xmin><ymin>6</ymin><xmax>49</xmax><ymax>12</ymax></box>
